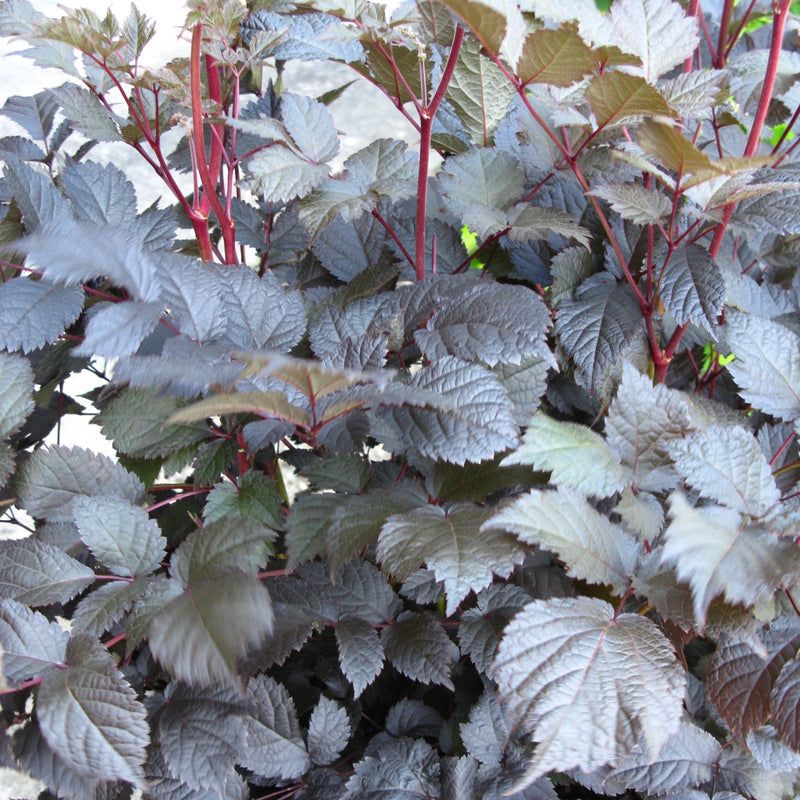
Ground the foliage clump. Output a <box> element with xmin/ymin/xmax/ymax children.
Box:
<box><xmin>0</xmin><ymin>0</ymin><xmax>799</xmax><ymax>797</ymax></box>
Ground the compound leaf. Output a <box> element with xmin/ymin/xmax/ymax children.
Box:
<box><xmin>659</xmin><ymin>244</ymin><xmax>725</xmax><ymax>334</ymax></box>
<box><xmin>239</xmin><ymin>674</ymin><xmax>310</xmax><ymax>781</ymax></box>
<box><xmin>37</xmin><ymin>633</ymin><xmax>148</xmax><ymax>784</ymax></box>
<box><xmin>591</xmin><ymin>182</ymin><xmax>672</xmax><ymax>225</ymax></box>
<box><xmin>665</xmin><ymin>427</ymin><xmax>780</xmax><ymax>517</ymax></box>
<box><xmin>335</xmin><ymin>615</ymin><xmax>384</xmax><ymax>698</ymax></box>
<box><xmin>244</xmin><ymin>144</ymin><xmax>329</xmax><ymax>202</ymax></box>
<box><xmin>379</xmin><ymin>504</ymin><xmax>524</xmax><ymax>616</ymax></box>
<box><xmin>483</xmin><ymin>487</ymin><xmax>639</xmax><ymax>594</ymax></box>
<box><xmin>493</xmin><ymin>596</ymin><xmax>685</xmax><ymax>789</ymax></box>
<box><xmin>204</xmin><ymin>471</ymin><xmax>284</xmax><ymax>530</ymax></box>
<box><xmin>280</xmin><ymin>92</ymin><xmax>339</xmax><ymax>164</ymax></box>
<box><xmin>415</xmin><ymin>282</ymin><xmax>551</xmax><ymax>367</ymax></box>
<box><xmin>0</xmin><ymin>539</ymin><xmax>94</xmax><ymax>606</ymax></box>
<box><xmin>723</xmin><ymin>309</ymin><xmax>800</xmax><ymax>420</ymax></box>
<box><xmin>0</xmin><ymin>351</ymin><xmax>34</xmax><ymax>439</ymax></box>
<box><xmin>503</xmin><ymin>411</ymin><xmax>631</xmax><ymax>497</ymax></box>
<box><xmin>158</xmin><ymin>683</ymin><xmax>246</xmax><ymax>794</ymax></box>
<box><xmin>0</xmin><ymin>278</ymin><xmax>84</xmax><ymax>353</ymax></box>
<box><xmin>0</xmin><ymin>599</ymin><xmax>68</xmax><ymax>684</ymax></box>
<box><xmin>47</xmin><ymin>83</ymin><xmax>123</xmax><ymax>141</ymax></box>
<box><xmin>308</xmin><ymin>696</ymin><xmax>351</xmax><ymax>766</ymax></box>
<box><xmin>16</xmin><ymin>445</ymin><xmax>145</xmax><ymax>522</ymax></box>
<box><xmin>662</xmin><ymin>493</ymin><xmax>800</xmax><ymax>626</ymax></box>
<box><xmin>381</xmin><ymin>610</ymin><xmax>459</xmax><ymax>689</ymax></box>
<box><xmin>708</xmin><ymin>617</ymin><xmax>800</xmax><ymax>743</ymax></box>
<box><xmin>73</xmin><ymin>496</ymin><xmax>165</xmax><ymax>577</ymax></box>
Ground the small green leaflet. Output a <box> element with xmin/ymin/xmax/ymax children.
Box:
<box><xmin>585</xmin><ymin>72</ymin><xmax>675</xmax><ymax>128</ymax></box>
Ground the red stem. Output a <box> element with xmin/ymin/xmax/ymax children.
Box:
<box><xmin>414</xmin><ymin>25</ymin><xmax>465</xmax><ymax>280</ymax></box>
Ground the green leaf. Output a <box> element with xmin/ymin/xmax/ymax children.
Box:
<box><xmin>16</xmin><ymin>445</ymin><xmax>145</xmax><ymax>522</ymax></box>
<box><xmin>493</xmin><ymin>596</ymin><xmax>685</xmax><ymax>790</ymax></box>
<box><xmin>504</xmin><ymin>204</ymin><xmax>591</xmax><ymax>248</ymax></box>
<box><xmin>204</xmin><ymin>471</ymin><xmax>284</xmax><ymax>529</ymax></box>
<box><xmin>170</xmin><ymin>517</ymin><xmax>276</xmax><ymax>585</ymax></box>
<box><xmin>445</xmin><ymin>37</ymin><xmax>515</xmax><ymax>145</ymax></box>
<box><xmin>335</xmin><ymin>615</ymin><xmax>384</xmax><ymax>698</ymax></box>
<box><xmin>666</xmin><ymin>427</ymin><xmax>780</xmax><ymax>517</ymax></box>
<box><xmin>0</xmin><ymin>539</ymin><xmax>95</xmax><ymax>606</ymax></box>
<box><xmin>166</xmin><ymin>391</ymin><xmax>310</xmax><ymax>428</ymax></box>
<box><xmin>47</xmin><ymin>84</ymin><xmax>124</xmax><ymax>142</ymax></box>
<box><xmin>438</xmin><ymin>0</ymin><xmax>516</xmax><ymax>58</ymax></box>
<box><xmin>483</xmin><ymin>487</ymin><xmax>640</xmax><ymax>594</ymax></box>
<box><xmin>503</xmin><ymin>411</ymin><xmax>631</xmax><ymax>497</ymax></box>
<box><xmin>96</xmin><ymin>387</ymin><xmax>210</xmax><ymax>459</ymax></box>
<box><xmin>0</xmin><ymin>599</ymin><xmax>68</xmax><ymax>685</ymax></box>
<box><xmin>148</xmin><ymin>572</ymin><xmax>274</xmax><ymax>686</ymax></box>
<box><xmin>428</xmin><ymin>454</ymin><xmax>540</xmax><ymax>503</ymax></box>
<box><xmin>73</xmin><ymin>495</ymin><xmax>165</xmax><ymax>577</ymax></box>
<box><xmin>662</xmin><ymin>493</ymin><xmax>800</xmax><ymax>626</ymax></box>
<box><xmin>299</xmin><ymin>453</ymin><xmax>370</xmax><ymax>493</ymax></box>
<box><xmin>346</xmin><ymin>736</ymin><xmax>441</xmax><ymax>798</ymax></box>
<box><xmin>0</xmin><ymin>352</ymin><xmax>34</xmax><ymax>439</ymax></box>
<box><xmin>37</xmin><ymin>633</ymin><xmax>148</xmax><ymax>784</ymax></box>
<box><xmin>381</xmin><ymin>610</ymin><xmax>459</xmax><ymax>689</ymax></box>
<box><xmin>326</xmin><ymin>482</ymin><xmax>428</xmax><ymax>572</ymax></box>
<box><xmin>517</xmin><ymin>26</ymin><xmax>598</xmax><ymax>86</ymax></box>
<box><xmin>286</xmin><ymin>492</ymin><xmax>347</xmax><ymax>568</ymax></box>
<box><xmin>585</xmin><ymin>72</ymin><xmax>675</xmax><ymax>128</ymax></box>
<box><xmin>378</xmin><ymin>504</ymin><xmax>525</xmax><ymax>616</ymax></box>
<box><xmin>239</xmin><ymin>675</ymin><xmax>310</xmax><ymax>780</ymax></box>
<box><xmin>723</xmin><ymin>309</ymin><xmax>800</xmax><ymax>420</ymax></box>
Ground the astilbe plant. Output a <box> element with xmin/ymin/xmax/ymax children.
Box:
<box><xmin>0</xmin><ymin>0</ymin><xmax>798</xmax><ymax>797</ymax></box>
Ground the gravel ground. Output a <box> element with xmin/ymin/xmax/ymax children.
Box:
<box><xmin>0</xmin><ymin>1</ymin><xmax>411</xmax><ymax>796</ymax></box>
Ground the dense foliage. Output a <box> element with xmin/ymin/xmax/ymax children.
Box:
<box><xmin>0</xmin><ymin>0</ymin><xmax>799</xmax><ymax>797</ymax></box>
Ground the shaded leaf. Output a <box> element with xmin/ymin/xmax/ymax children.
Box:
<box><xmin>666</xmin><ymin>427</ymin><xmax>780</xmax><ymax>517</ymax></box>
<box><xmin>493</xmin><ymin>596</ymin><xmax>685</xmax><ymax>789</ymax></box>
<box><xmin>662</xmin><ymin>493</ymin><xmax>800</xmax><ymax>626</ymax></box>
<box><xmin>286</xmin><ymin>492</ymin><xmax>347</xmax><ymax>568</ymax></box>
<box><xmin>503</xmin><ymin>411</ymin><xmax>630</xmax><ymax>497</ymax></box>
<box><xmin>0</xmin><ymin>539</ymin><xmax>94</xmax><ymax>605</ymax></box>
<box><xmin>381</xmin><ymin>610</ymin><xmax>459</xmax><ymax>688</ymax></box>
<box><xmin>659</xmin><ymin>244</ymin><xmax>725</xmax><ymax>334</ymax></box>
<box><xmin>379</xmin><ymin>504</ymin><xmax>524</xmax><ymax>616</ymax></box>
<box><xmin>308</xmin><ymin>696</ymin><xmax>350</xmax><ymax>766</ymax></box>
<box><xmin>159</xmin><ymin>683</ymin><xmax>246</xmax><ymax>794</ymax></box>
<box><xmin>461</xmin><ymin>688</ymin><xmax>511</xmax><ymax>766</ymax></box>
<box><xmin>204</xmin><ymin>471</ymin><xmax>284</xmax><ymax>529</ymax></box>
<box><xmin>37</xmin><ymin>633</ymin><xmax>148</xmax><ymax>784</ymax></box>
<box><xmin>73</xmin><ymin>496</ymin><xmax>165</xmax><ymax>577</ymax></box>
<box><xmin>0</xmin><ymin>278</ymin><xmax>84</xmax><ymax>353</ymax></box>
<box><xmin>385</xmin><ymin>699</ymin><xmax>444</xmax><ymax>739</ymax></box>
<box><xmin>556</xmin><ymin>274</ymin><xmax>644</xmax><ymax>393</ymax></box>
<box><xmin>239</xmin><ymin>674</ymin><xmax>310</xmax><ymax>781</ymax></box>
<box><xmin>335</xmin><ymin>616</ymin><xmax>384</xmax><ymax>698</ymax></box>
<box><xmin>72</xmin><ymin>578</ymin><xmax>151</xmax><ymax>637</ymax></box>
<box><xmin>770</xmin><ymin>657</ymin><xmax>800</xmax><ymax>752</ymax></box>
<box><xmin>708</xmin><ymin>617</ymin><xmax>800</xmax><ymax>743</ymax></box>
<box><xmin>483</xmin><ymin>487</ymin><xmax>640</xmax><ymax>594</ymax></box>
<box><xmin>0</xmin><ymin>599</ymin><xmax>68</xmax><ymax>684</ymax></box>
